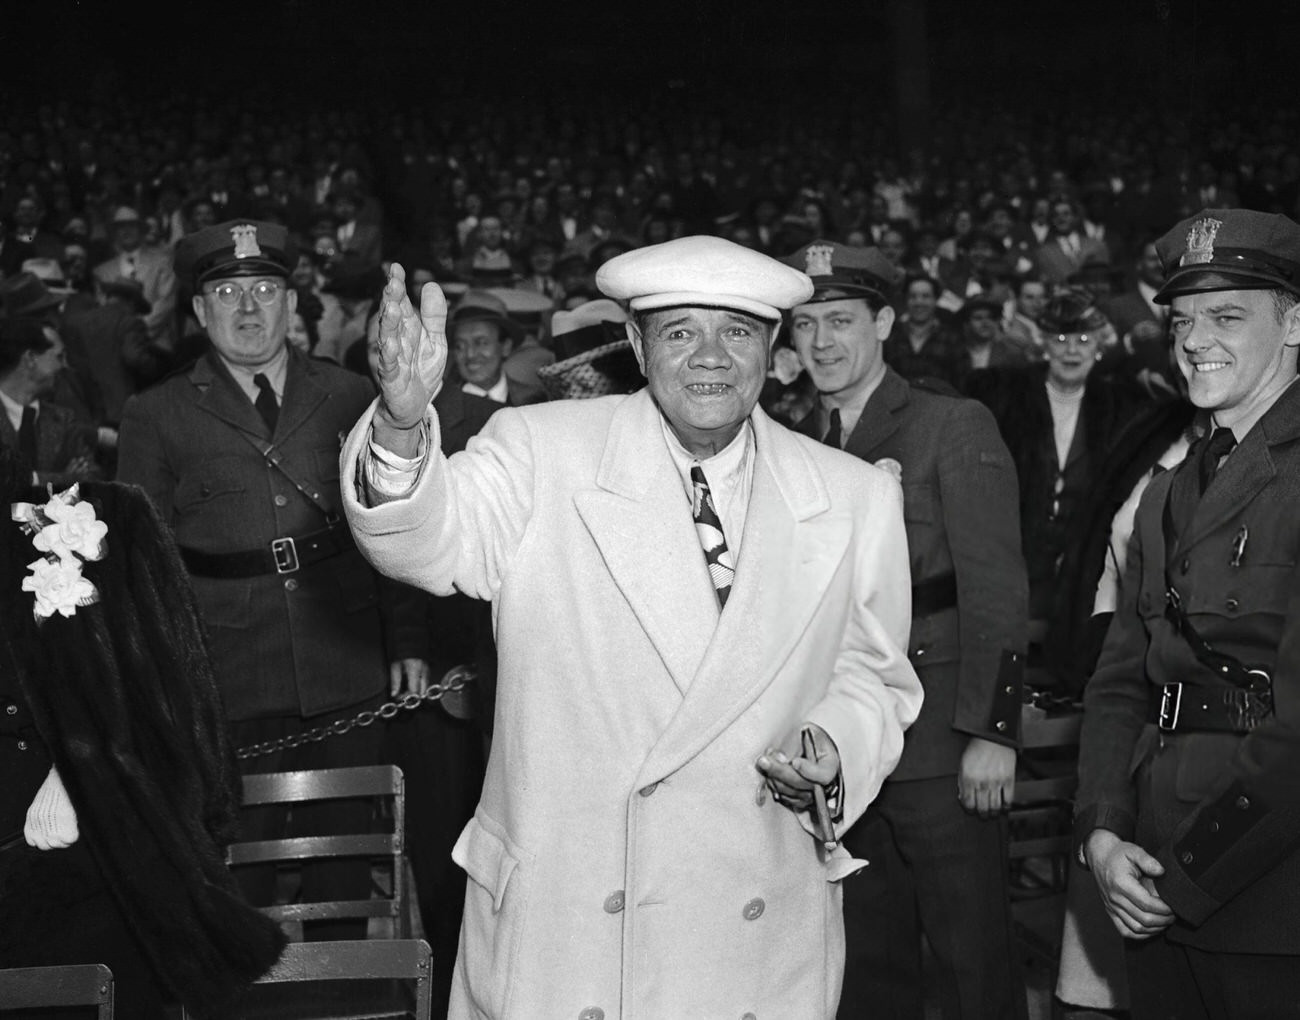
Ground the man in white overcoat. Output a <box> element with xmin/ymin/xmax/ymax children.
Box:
<box><xmin>341</xmin><ymin>236</ymin><xmax>923</xmax><ymax>1019</ymax></box>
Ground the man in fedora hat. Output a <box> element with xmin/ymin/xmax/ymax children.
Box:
<box><xmin>93</xmin><ymin>206</ymin><xmax>177</xmax><ymax>350</ymax></box>
<box><xmin>117</xmin><ymin>220</ymin><xmax>392</xmax><ymax>937</ymax></box>
<box><xmin>784</xmin><ymin>241</ymin><xmax>1028</xmax><ymax>1020</ymax></box>
<box><xmin>341</xmin><ymin>236</ymin><xmax>921</xmax><ymax>1018</ymax></box>
<box><xmin>1076</xmin><ymin>209</ymin><xmax>1300</xmax><ymax>1016</ymax></box>
<box><xmin>448</xmin><ymin>289</ymin><xmax>543</xmax><ymax>405</ymax></box>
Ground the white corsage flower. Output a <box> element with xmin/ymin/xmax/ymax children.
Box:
<box><xmin>22</xmin><ymin>557</ymin><xmax>99</xmax><ymax>621</ymax></box>
<box><xmin>769</xmin><ymin>347</ymin><xmax>805</xmax><ymax>386</ymax></box>
<box><xmin>34</xmin><ymin>493</ymin><xmax>107</xmax><ymax>563</ymax></box>
<box><xmin>874</xmin><ymin>457</ymin><xmax>903</xmax><ymax>483</ymax></box>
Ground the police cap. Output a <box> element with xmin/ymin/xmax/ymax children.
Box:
<box><xmin>1154</xmin><ymin>208</ymin><xmax>1300</xmax><ymax>303</ymax></box>
<box><xmin>175</xmin><ymin>220</ymin><xmax>297</xmax><ymax>291</ymax></box>
<box><xmin>779</xmin><ymin>240</ymin><xmax>903</xmax><ymax>305</ymax></box>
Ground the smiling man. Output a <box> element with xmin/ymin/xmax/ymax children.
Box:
<box><xmin>1075</xmin><ymin>209</ymin><xmax>1300</xmax><ymax>1017</ymax></box>
<box><xmin>117</xmin><ymin>220</ymin><xmax>391</xmax><ymax>937</ymax></box>
<box><xmin>784</xmin><ymin>241</ymin><xmax>1028</xmax><ymax>1020</ymax></box>
<box><xmin>340</xmin><ymin>235</ymin><xmax>922</xmax><ymax>1018</ymax></box>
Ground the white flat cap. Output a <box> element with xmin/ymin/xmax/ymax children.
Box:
<box><xmin>596</xmin><ymin>236</ymin><xmax>814</xmax><ymax>320</ymax></box>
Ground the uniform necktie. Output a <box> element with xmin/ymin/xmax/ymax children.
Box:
<box><xmin>823</xmin><ymin>408</ymin><xmax>843</xmax><ymax>449</ymax></box>
<box><xmin>1197</xmin><ymin>426</ymin><xmax>1236</xmax><ymax>495</ymax></box>
<box><xmin>690</xmin><ymin>465</ymin><xmax>734</xmax><ymax>608</ymax></box>
<box><xmin>17</xmin><ymin>404</ymin><xmax>37</xmax><ymax>471</ymax></box>
<box><xmin>253</xmin><ymin>373</ymin><xmax>279</xmax><ymax>432</ymax></box>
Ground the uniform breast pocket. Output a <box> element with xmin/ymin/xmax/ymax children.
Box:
<box><xmin>315</xmin><ymin>447</ymin><xmax>342</xmax><ymax>485</ymax></box>
<box><xmin>175</xmin><ymin>457</ymin><xmax>248</xmax><ymax>516</ymax></box>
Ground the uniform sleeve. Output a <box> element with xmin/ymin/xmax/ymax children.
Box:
<box><xmin>116</xmin><ymin>394</ymin><xmax>177</xmax><ymax>524</ymax></box>
<box><xmin>938</xmin><ymin>399</ymin><xmax>1027</xmax><ymax>747</ymax></box>
<box><xmin>1074</xmin><ymin>505</ymin><xmax>1155</xmax><ymax>848</ymax></box>
<box><xmin>341</xmin><ymin>398</ymin><xmax>536</xmax><ymax>602</ymax></box>
<box><xmin>804</xmin><ymin>470</ymin><xmax>924</xmax><ymax>833</ymax></box>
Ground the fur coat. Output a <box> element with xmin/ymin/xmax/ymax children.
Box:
<box><xmin>0</xmin><ymin>463</ymin><xmax>284</xmax><ymax>1016</ymax></box>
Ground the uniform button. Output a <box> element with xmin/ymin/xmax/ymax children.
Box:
<box><xmin>5</xmin><ymin>704</ymin><xmax>16</xmax><ymax>715</ymax></box>
<box><xmin>1004</xmin><ymin>685</ymin><xmax>1015</xmax><ymax>695</ymax></box>
<box><xmin>603</xmin><ymin>890</ymin><xmax>625</xmax><ymax>913</ymax></box>
<box><xmin>742</xmin><ymin>898</ymin><xmax>765</xmax><ymax>920</ymax></box>
<box><xmin>578</xmin><ymin>1008</ymin><xmax>604</xmax><ymax>1020</ymax></box>
<box><xmin>995</xmin><ymin>720</ymin><xmax>1007</xmax><ymax>732</ymax></box>
<box><xmin>16</xmin><ymin>740</ymin><xmax>27</xmax><ymax>751</ymax></box>
<box><xmin>915</xmin><ymin>647</ymin><xmax>926</xmax><ymax>658</ymax></box>
<box><xmin>200</xmin><ymin>484</ymin><xmax>212</xmax><ymax>497</ymax></box>
<box><xmin>639</xmin><ymin>782</ymin><xmax>658</xmax><ymax>797</ymax></box>
<box><xmin>284</xmin><ymin>578</ymin><xmax>299</xmax><ymax>592</ymax></box>
<box><xmin>1181</xmin><ymin>558</ymin><xmax>1190</xmax><ymax>574</ymax></box>
<box><xmin>274</xmin><ymin>494</ymin><xmax>288</xmax><ymax>507</ymax></box>
<box><xmin>1236</xmin><ymin>796</ymin><xmax>1251</xmax><ymax>810</ymax></box>
<box><xmin>1226</xmin><ymin>598</ymin><xmax>1239</xmax><ymax>611</ymax></box>
<box><xmin>1209</xmin><ymin>822</ymin><xmax>1220</xmax><ymax>833</ymax></box>
<box><xmin>1180</xmin><ymin>851</ymin><xmax>1194</xmax><ymax>865</ymax></box>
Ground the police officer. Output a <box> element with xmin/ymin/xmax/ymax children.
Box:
<box><xmin>117</xmin><ymin>220</ymin><xmax>389</xmax><ymax>935</ymax></box>
<box><xmin>1075</xmin><ymin>208</ymin><xmax>1300</xmax><ymax>1017</ymax></box>
<box><xmin>783</xmin><ymin>241</ymin><xmax>1029</xmax><ymax>1020</ymax></box>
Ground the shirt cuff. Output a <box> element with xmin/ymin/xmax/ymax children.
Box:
<box><xmin>364</xmin><ymin>424</ymin><xmax>428</xmax><ymax>501</ymax></box>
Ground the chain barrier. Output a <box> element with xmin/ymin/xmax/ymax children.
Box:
<box><xmin>235</xmin><ymin>668</ymin><xmax>473</xmax><ymax>761</ymax></box>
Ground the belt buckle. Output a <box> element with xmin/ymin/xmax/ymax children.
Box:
<box><xmin>1158</xmin><ymin>682</ymin><xmax>1183</xmax><ymax>731</ymax></box>
<box><xmin>271</xmin><ymin>536</ymin><xmax>299</xmax><ymax>574</ymax></box>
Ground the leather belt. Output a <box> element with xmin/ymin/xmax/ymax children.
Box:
<box><xmin>912</xmin><ymin>571</ymin><xmax>958</xmax><ymax>618</ymax></box>
<box><xmin>1147</xmin><ymin>681</ymin><xmax>1273</xmax><ymax>734</ymax></box>
<box><xmin>180</xmin><ymin>524</ymin><xmax>354</xmax><ymax>578</ymax></box>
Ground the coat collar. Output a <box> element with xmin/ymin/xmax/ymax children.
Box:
<box><xmin>574</xmin><ymin>389</ymin><xmax>849</xmax><ymax>781</ymax></box>
<box><xmin>1182</xmin><ymin>379</ymin><xmax>1300</xmax><ymax>549</ymax></box>
<box><xmin>189</xmin><ymin>346</ymin><xmax>329</xmax><ymax>446</ymax></box>
<box><xmin>843</xmin><ymin>367</ymin><xmax>907</xmax><ymax>461</ymax></box>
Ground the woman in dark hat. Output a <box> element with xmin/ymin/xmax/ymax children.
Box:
<box><xmin>966</xmin><ymin>287</ymin><xmax>1144</xmax><ymax>625</ymax></box>
<box><xmin>0</xmin><ymin>450</ymin><xmax>283</xmax><ymax>1017</ymax></box>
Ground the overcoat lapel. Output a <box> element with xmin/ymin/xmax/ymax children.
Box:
<box><xmin>639</xmin><ymin>410</ymin><xmax>850</xmax><ymax>783</ymax></box>
<box><xmin>574</xmin><ymin>391</ymin><xmax>719</xmax><ymax>698</ymax></box>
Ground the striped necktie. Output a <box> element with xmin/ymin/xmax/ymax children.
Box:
<box><xmin>690</xmin><ymin>465</ymin><xmax>734</xmax><ymax>608</ymax></box>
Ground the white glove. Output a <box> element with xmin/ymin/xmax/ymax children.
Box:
<box><xmin>25</xmin><ymin>766</ymin><xmax>80</xmax><ymax>850</ymax></box>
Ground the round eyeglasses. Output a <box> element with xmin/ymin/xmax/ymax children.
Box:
<box><xmin>205</xmin><ymin>279</ymin><xmax>285</xmax><ymax>308</ymax></box>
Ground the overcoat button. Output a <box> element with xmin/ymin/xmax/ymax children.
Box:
<box><xmin>639</xmin><ymin>782</ymin><xmax>658</xmax><ymax>797</ymax></box>
<box><xmin>742</xmin><ymin>898</ymin><xmax>765</xmax><ymax>920</ymax></box>
<box><xmin>1226</xmin><ymin>598</ymin><xmax>1239</xmax><ymax>611</ymax></box>
<box><xmin>603</xmin><ymin>890</ymin><xmax>625</xmax><ymax>913</ymax></box>
<box><xmin>578</xmin><ymin>1008</ymin><xmax>604</xmax><ymax>1020</ymax></box>
<box><xmin>995</xmin><ymin>721</ymin><xmax>1007</xmax><ymax>732</ymax></box>
<box><xmin>1004</xmin><ymin>685</ymin><xmax>1015</xmax><ymax>695</ymax></box>
<box><xmin>16</xmin><ymin>740</ymin><xmax>27</xmax><ymax>751</ymax></box>
<box><xmin>274</xmin><ymin>494</ymin><xmax>288</xmax><ymax>507</ymax></box>
<box><xmin>5</xmin><ymin>704</ymin><xmax>16</xmax><ymax>715</ymax></box>
<box><xmin>1236</xmin><ymin>796</ymin><xmax>1251</xmax><ymax>810</ymax></box>
<box><xmin>284</xmin><ymin>578</ymin><xmax>299</xmax><ymax>592</ymax></box>
<box><xmin>1180</xmin><ymin>851</ymin><xmax>1194</xmax><ymax>865</ymax></box>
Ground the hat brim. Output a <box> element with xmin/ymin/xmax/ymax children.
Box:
<box><xmin>449</xmin><ymin>309</ymin><xmax>524</xmax><ymax>341</ymax></box>
<box><xmin>1154</xmin><ymin>266</ymin><xmax>1299</xmax><ymax>303</ymax></box>
<box><xmin>197</xmin><ymin>258</ymin><xmax>291</xmax><ymax>286</ymax></box>
<box><xmin>628</xmin><ymin>293</ymin><xmax>781</xmax><ymax>321</ymax></box>
<box><xmin>802</xmin><ymin>283</ymin><xmax>891</xmax><ymax>306</ymax></box>
<box><xmin>537</xmin><ymin>339</ymin><xmax>645</xmax><ymax>400</ymax></box>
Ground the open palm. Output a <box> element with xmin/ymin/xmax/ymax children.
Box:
<box><xmin>375</xmin><ymin>262</ymin><xmax>448</xmax><ymax>429</ymax></box>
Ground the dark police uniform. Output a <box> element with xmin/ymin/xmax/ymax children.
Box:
<box><xmin>1075</xmin><ymin>209</ymin><xmax>1300</xmax><ymax>1017</ymax></box>
<box><xmin>784</xmin><ymin>242</ymin><xmax>1028</xmax><ymax>1020</ymax></box>
<box><xmin>117</xmin><ymin>221</ymin><xmax>388</xmax><ymax>933</ymax></box>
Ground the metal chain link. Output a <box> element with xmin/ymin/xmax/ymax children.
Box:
<box><xmin>235</xmin><ymin>668</ymin><xmax>473</xmax><ymax>761</ymax></box>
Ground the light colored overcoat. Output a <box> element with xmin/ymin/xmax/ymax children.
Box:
<box><xmin>341</xmin><ymin>389</ymin><xmax>922</xmax><ymax>1019</ymax></box>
